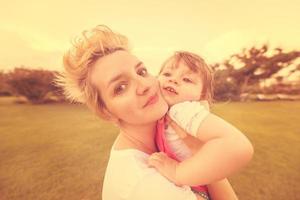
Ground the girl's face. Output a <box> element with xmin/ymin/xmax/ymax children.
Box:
<box><xmin>91</xmin><ymin>50</ymin><xmax>168</xmax><ymax>125</ymax></box>
<box><xmin>158</xmin><ymin>61</ymin><xmax>203</xmax><ymax>106</ymax></box>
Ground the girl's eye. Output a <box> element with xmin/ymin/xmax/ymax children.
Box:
<box><xmin>137</xmin><ymin>68</ymin><xmax>148</xmax><ymax>76</ymax></box>
<box><xmin>163</xmin><ymin>72</ymin><xmax>171</xmax><ymax>77</ymax></box>
<box><xmin>114</xmin><ymin>83</ymin><xmax>127</xmax><ymax>95</ymax></box>
<box><xmin>183</xmin><ymin>77</ymin><xmax>193</xmax><ymax>83</ymax></box>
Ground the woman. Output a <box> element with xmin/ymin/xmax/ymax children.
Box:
<box><xmin>57</xmin><ymin>25</ymin><xmax>239</xmax><ymax>200</ymax></box>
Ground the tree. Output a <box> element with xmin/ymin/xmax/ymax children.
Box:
<box><xmin>212</xmin><ymin>44</ymin><xmax>300</xmax><ymax>101</ymax></box>
<box><xmin>212</xmin><ymin>66</ymin><xmax>240</xmax><ymax>101</ymax></box>
<box><xmin>6</xmin><ymin>68</ymin><xmax>64</xmax><ymax>104</ymax></box>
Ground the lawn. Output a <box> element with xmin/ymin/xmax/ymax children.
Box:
<box><xmin>0</xmin><ymin>97</ymin><xmax>299</xmax><ymax>200</ymax></box>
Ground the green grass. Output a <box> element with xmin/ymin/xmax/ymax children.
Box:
<box><xmin>211</xmin><ymin>101</ymin><xmax>300</xmax><ymax>200</ymax></box>
<box><xmin>0</xmin><ymin>97</ymin><xmax>299</xmax><ymax>200</ymax></box>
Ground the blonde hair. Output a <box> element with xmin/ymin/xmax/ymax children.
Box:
<box><xmin>55</xmin><ymin>25</ymin><xmax>129</xmax><ymax>119</ymax></box>
<box><xmin>160</xmin><ymin>51</ymin><xmax>214</xmax><ymax>105</ymax></box>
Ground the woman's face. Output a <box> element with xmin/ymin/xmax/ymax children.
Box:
<box><xmin>91</xmin><ymin>50</ymin><xmax>168</xmax><ymax>125</ymax></box>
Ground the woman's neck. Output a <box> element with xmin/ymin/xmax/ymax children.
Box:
<box><xmin>117</xmin><ymin>122</ymin><xmax>158</xmax><ymax>154</ymax></box>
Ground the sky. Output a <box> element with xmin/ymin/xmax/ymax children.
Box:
<box><xmin>0</xmin><ymin>0</ymin><xmax>299</xmax><ymax>74</ymax></box>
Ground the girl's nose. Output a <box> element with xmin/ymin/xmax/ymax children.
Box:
<box><xmin>168</xmin><ymin>77</ymin><xmax>178</xmax><ymax>85</ymax></box>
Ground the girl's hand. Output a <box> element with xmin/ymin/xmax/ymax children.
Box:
<box><xmin>148</xmin><ymin>152</ymin><xmax>181</xmax><ymax>186</ymax></box>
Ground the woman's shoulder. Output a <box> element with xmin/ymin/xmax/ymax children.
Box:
<box><xmin>109</xmin><ymin>148</ymin><xmax>151</xmax><ymax>170</ymax></box>
<box><xmin>102</xmin><ymin>149</ymin><xmax>197</xmax><ymax>200</ymax></box>
<box><xmin>102</xmin><ymin>149</ymin><xmax>156</xmax><ymax>199</ymax></box>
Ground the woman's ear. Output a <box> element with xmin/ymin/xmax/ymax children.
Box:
<box><xmin>102</xmin><ymin>108</ymin><xmax>121</xmax><ymax>125</ymax></box>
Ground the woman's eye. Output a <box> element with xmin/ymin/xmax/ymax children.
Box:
<box><xmin>114</xmin><ymin>83</ymin><xmax>127</xmax><ymax>95</ymax></box>
<box><xmin>163</xmin><ymin>72</ymin><xmax>171</xmax><ymax>77</ymax></box>
<box><xmin>137</xmin><ymin>68</ymin><xmax>148</xmax><ymax>76</ymax></box>
<box><xmin>183</xmin><ymin>77</ymin><xmax>193</xmax><ymax>83</ymax></box>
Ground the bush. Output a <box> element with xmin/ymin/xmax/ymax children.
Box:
<box><xmin>213</xmin><ymin>70</ymin><xmax>240</xmax><ymax>102</ymax></box>
<box><xmin>0</xmin><ymin>71</ymin><xmax>12</xmax><ymax>96</ymax></box>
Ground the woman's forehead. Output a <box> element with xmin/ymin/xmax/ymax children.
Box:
<box><xmin>91</xmin><ymin>51</ymin><xmax>140</xmax><ymax>86</ymax></box>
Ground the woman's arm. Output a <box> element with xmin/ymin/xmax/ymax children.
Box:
<box><xmin>207</xmin><ymin>178</ymin><xmax>239</xmax><ymax>200</ymax></box>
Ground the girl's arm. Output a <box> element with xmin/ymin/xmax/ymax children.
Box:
<box><xmin>173</xmin><ymin>113</ymin><xmax>253</xmax><ymax>185</ymax></box>
<box><xmin>149</xmin><ymin>113</ymin><xmax>253</xmax><ymax>186</ymax></box>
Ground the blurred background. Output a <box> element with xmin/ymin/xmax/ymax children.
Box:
<box><xmin>0</xmin><ymin>0</ymin><xmax>299</xmax><ymax>199</ymax></box>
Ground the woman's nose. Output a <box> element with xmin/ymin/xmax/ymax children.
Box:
<box><xmin>136</xmin><ymin>77</ymin><xmax>151</xmax><ymax>96</ymax></box>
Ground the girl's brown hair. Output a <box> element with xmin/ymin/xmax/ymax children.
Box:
<box><xmin>160</xmin><ymin>51</ymin><xmax>214</xmax><ymax>105</ymax></box>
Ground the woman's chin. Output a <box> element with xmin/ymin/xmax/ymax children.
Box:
<box><xmin>133</xmin><ymin>103</ymin><xmax>168</xmax><ymax>124</ymax></box>
<box><xmin>151</xmin><ymin>101</ymin><xmax>169</xmax><ymax>121</ymax></box>
<box><xmin>154</xmin><ymin>101</ymin><xmax>169</xmax><ymax>118</ymax></box>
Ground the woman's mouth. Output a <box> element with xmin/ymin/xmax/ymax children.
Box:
<box><xmin>143</xmin><ymin>93</ymin><xmax>159</xmax><ymax>107</ymax></box>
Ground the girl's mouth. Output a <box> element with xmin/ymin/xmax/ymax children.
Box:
<box><xmin>163</xmin><ymin>86</ymin><xmax>178</xmax><ymax>95</ymax></box>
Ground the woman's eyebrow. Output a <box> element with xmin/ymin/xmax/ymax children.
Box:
<box><xmin>107</xmin><ymin>61</ymin><xmax>143</xmax><ymax>87</ymax></box>
<box><xmin>107</xmin><ymin>74</ymin><xmax>123</xmax><ymax>88</ymax></box>
<box><xmin>135</xmin><ymin>61</ymin><xmax>143</xmax><ymax>69</ymax></box>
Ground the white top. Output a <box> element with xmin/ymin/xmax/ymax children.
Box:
<box><xmin>166</xmin><ymin>101</ymin><xmax>210</xmax><ymax>161</ymax></box>
<box><xmin>102</xmin><ymin>141</ymin><xmax>197</xmax><ymax>200</ymax></box>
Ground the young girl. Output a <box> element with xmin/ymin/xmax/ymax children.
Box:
<box><xmin>148</xmin><ymin>51</ymin><xmax>254</xmax><ymax>199</ymax></box>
